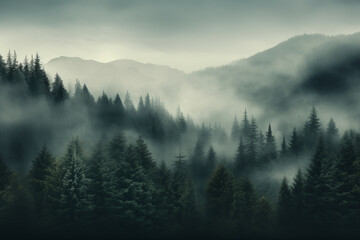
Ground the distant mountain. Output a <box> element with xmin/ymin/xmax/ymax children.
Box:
<box><xmin>45</xmin><ymin>33</ymin><xmax>360</xmax><ymax>133</ymax></box>
<box><xmin>45</xmin><ymin>57</ymin><xmax>185</xmax><ymax>106</ymax></box>
<box><xmin>192</xmin><ymin>33</ymin><xmax>360</xmax><ymax>132</ymax></box>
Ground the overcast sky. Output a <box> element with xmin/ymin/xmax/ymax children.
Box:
<box><xmin>0</xmin><ymin>0</ymin><xmax>359</xmax><ymax>72</ymax></box>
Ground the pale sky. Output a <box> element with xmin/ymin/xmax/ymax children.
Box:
<box><xmin>0</xmin><ymin>0</ymin><xmax>360</xmax><ymax>72</ymax></box>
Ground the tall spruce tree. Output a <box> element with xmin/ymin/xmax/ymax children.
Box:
<box><xmin>265</xmin><ymin>124</ymin><xmax>277</xmax><ymax>161</ymax></box>
<box><xmin>29</xmin><ymin>145</ymin><xmax>55</xmax><ymax>214</ymax></box>
<box><xmin>51</xmin><ymin>74</ymin><xmax>69</xmax><ymax>104</ymax></box>
<box><xmin>59</xmin><ymin>138</ymin><xmax>90</xmax><ymax>221</ymax></box>
<box><xmin>277</xmin><ymin>177</ymin><xmax>292</xmax><ymax>228</ymax></box>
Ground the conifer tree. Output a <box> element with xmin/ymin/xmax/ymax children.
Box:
<box><xmin>205</xmin><ymin>165</ymin><xmax>234</xmax><ymax>220</ymax></box>
<box><xmin>326</xmin><ymin>118</ymin><xmax>339</xmax><ymax>153</ymax></box>
<box><xmin>206</xmin><ymin>147</ymin><xmax>216</xmax><ymax>178</ymax></box>
<box><xmin>240</xmin><ymin>110</ymin><xmax>250</xmax><ymax>140</ymax></box>
<box><xmin>246</xmin><ymin>117</ymin><xmax>258</xmax><ymax>165</ymax></box>
<box><xmin>277</xmin><ymin>177</ymin><xmax>292</xmax><ymax>228</ymax></box>
<box><xmin>135</xmin><ymin>137</ymin><xmax>156</xmax><ymax>172</ymax></box>
<box><xmin>51</xmin><ymin>74</ymin><xmax>69</xmax><ymax>104</ymax></box>
<box><xmin>235</xmin><ymin>137</ymin><xmax>246</xmax><ymax>175</ymax></box>
<box><xmin>265</xmin><ymin>124</ymin><xmax>277</xmax><ymax>160</ymax></box>
<box><xmin>29</xmin><ymin>145</ymin><xmax>55</xmax><ymax>214</ymax></box>
<box><xmin>289</xmin><ymin>127</ymin><xmax>301</xmax><ymax>157</ymax></box>
<box><xmin>291</xmin><ymin>168</ymin><xmax>304</xmax><ymax>226</ymax></box>
<box><xmin>303</xmin><ymin>106</ymin><xmax>322</xmax><ymax>149</ymax></box>
<box><xmin>124</xmin><ymin>91</ymin><xmax>136</xmax><ymax>113</ymax></box>
<box><xmin>59</xmin><ymin>138</ymin><xmax>90</xmax><ymax>221</ymax></box>
<box><xmin>233</xmin><ymin>177</ymin><xmax>258</xmax><ymax>232</ymax></box>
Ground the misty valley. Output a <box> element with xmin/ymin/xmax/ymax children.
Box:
<box><xmin>1</xmin><ymin>42</ymin><xmax>360</xmax><ymax>240</ymax></box>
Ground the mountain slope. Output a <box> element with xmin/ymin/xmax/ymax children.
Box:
<box><xmin>45</xmin><ymin>57</ymin><xmax>185</xmax><ymax>105</ymax></box>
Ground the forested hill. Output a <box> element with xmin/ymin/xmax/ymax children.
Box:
<box><xmin>1</xmin><ymin>51</ymin><xmax>360</xmax><ymax>239</ymax></box>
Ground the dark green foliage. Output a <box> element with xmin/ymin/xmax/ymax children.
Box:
<box><xmin>277</xmin><ymin>177</ymin><xmax>292</xmax><ymax>228</ymax></box>
<box><xmin>235</xmin><ymin>137</ymin><xmax>246</xmax><ymax>174</ymax></box>
<box><xmin>28</xmin><ymin>145</ymin><xmax>55</xmax><ymax>214</ymax></box>
<box><xmin>59</xmin><ymin>138</ymin><xmax>90</xmax><ymax>221</ymax></box>
<box><xmin>240</xmin><ymin>109</ymin><xmax>250</xmax><ymax>139</ymax></box>
<box><xmin>51</xmin><ymin>74</ymin><xmax>69</xmax><ymax>104</ymax></box>
<box><xmin>205</xmin><ymin>147</ymin><xmax>216</xmax><ymax>178</ymax></box>
<box><xmin>0</xmin><ymin>155</ymin><xmax>12</xmax><ymax>192</ymax></box>
<box><xmin>291</xmin><ymin>168</ymin><xmax>304</xmax><ymax>224</ymax></box>
<box><xmin>206</xmin><ymin>165</ymin><xmax>234</xmax><ymax>220</ymax></box>
<box><xmin>246</xmin><ymin>117</ymin><xmax>258</xmax><ymax>164</ymax></box>
<box><xmin>233</xmin><ymin>177</ymin><xmax>258</xmax><ymax>232</ymax></box>
<box><xmin>265</xmin><ymin>124</ymin><xmax>277</xmax><ymax>161</ymax></box>
<box><xmin>289</xmin><ymin>127</ymin><xmax>301</xmax><ymax>157</ymax></box>
<box><xmin>28</xmin><ymin>54</ymin><xmax>50</xmax><ymax>96</ymax></box>
<box><xmin>135</xmin><ymin>137</ymin><xmax>155</xmax><ymax>172</ymax></box>
<box><xmin>303</xmin><ymin>106</ymin><xmax>322</xmax><ymax>150</ymax></box>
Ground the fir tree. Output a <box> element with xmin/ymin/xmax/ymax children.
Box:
<box><xmin>59</xmin><ymin>138</ymin><xmax>90</xmax><ymax>221</ymax></box>
<box><xmin>303</xmin><ymin>106</ymin><xmax>322</xmax><ymax>149</ymax></box>
<box><xmin>205</xmin><ymin>165</ymin><xmax>234</xmax><ymax>220</ymax></box>
<box><xmin>135</xmin><ymin>137</ymin><xmax>156</xmax><ymax>172</ymax></box>
<box><xmin>235</xmin><ymin>137</ymin><xmax>246</xmax><ymax>175</ymax></box>
<box><xmin>28</xmin><ymin>145</ymin><xmax>55</xmax><ymax>214</ymax></box>
<box><xmin>265</xmin><ymin>124</ymin><xmax>277</xmax><ymax>161</ymax></box>
<box><xmin>277</xmin><ymin>177</ymin><xmax>292</xmax><ymax>228</ymax></box>
<box><xmin>51</xmin><ymin>74</ymin><xmax>69</xmax><ymax>104</ymax></box>
<box><xmin>240</xmin><ymin>109</ymin><xmax>250</xmax><ymax>140</ymax></box>
<box><xmin>289</xmin><ymin>127</ymin><xmax>301</xmax><ymax>157</ymax></box>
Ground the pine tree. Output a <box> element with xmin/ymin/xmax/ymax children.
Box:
<box><xmin>289</xmin><ymin>128</ymin><xmax>301</xmax><ymax>157</ymax></box>
<box><xmin>233</xmin><ymin>177</ymin><xmax>258</xmax><ymax>232</ymax></box>
<box><xmin>231</xmin><ymin>115</ymin><xmax>240</xmax><ymax>141</ymax></box>
<box><xmin>144</xmin><ymin>93</ymin><xmax>151</xmax><ymax>111</ymax></box>
<box><xmin>28</xmin><ymin>54</ymin><xmax>50</xmax><ymax>96</ymax></box>
<box><xmin>303</xmin><ymin>137</ymin><xmax>327</xmax><ymax>227</ymax></box>
<box><xmin>235</xmin><ymin>137</ymin><xmax>246</xmax><ymax>175</ymax></box>
<box><xmin>291</xmin><ymin>168</ymin><xmax>304</xmax><ymax>226</ymax></box>
<box><xmin>116</xmin><ymin>145</ymin><xmax>155</xmax><ymax>232</ymax></box>
<box><xmin>246</xmin><ymin>117</ymin><xmax>258</xmax><ymax>165</ymax></box>
<box><xmin>59</xmin><ymin>138</ymin><xmax>90</xmax><ymax>221</ymax></box>
<box><xmin>205</xmin><ymin>165</ymin><xmax>234</xmax><ymax>220</ymax></box>
<box><xmin>137</xmin><ymin>96</ymin><xmax>145</xmax><ymax>114</ymax></box>
<box><xmin>81</xmin><ymin>84</ymin><xmax>95</xmax><ymax>106</ymax></box>
<box><xmin>303</xmin><ymin>106</ymin><xmax>322</xmax><ymax>149</ymax></box>
<box><xmin>254</xmin><ymin>197</ymin><xmax>273</xmax><ymax>235</ymax></box>
<box><xmin>190</xmin><ymin>139</ymin><xmax>205</xmax><ymax>180</ymax></box>
<box><xmin>176</xmin><ymin>106</ymin><xmax>187</xmax><ymax>134</ymax></box>
<box><xmin>277</xmin><ymin>177</ymin><xmax>292</xmax><ymax>228</ymax></box>
<box><xmin>87</xmin><ymin>143</ymin><xmax>107</xmax><ymax>220</ymax></box>
<box><xmin>114</xmin><ymin>93</ymin><xmax>125</xmax><ymax>122</ymax></box>
<box><xmin>135</xmin><ymin>137</ymin><xmax>156</xmax><ymax>172</ymax></box>
<box><xmin>265</xmin><ymin>124</ymin><xmax>277</xmax><ymax>161</ymax></box>
<box><xmin>326</xmin><ymin>118</ymin><xmax>339</xmax><ymax>153</ymax></box>
<box><xmin>29</xmin><ymin>145</ymin><xmax>55</xmax><ymax>214</ymax></box>
<box><xmin>178</xmin><ymin>177</ymin><xmax>198</xmax><ymax>229</ymax></box>
<box><xmin>240</xmin><ymin>110</ymin><xmax>250</xmax><ymax>140</ymax></box>
<box><xmin>206</xmin><ymin>147</ymin><xmax>216</xmax><ymax>178</ymax></box>
<box><xmin>0</xmin><ymin>54</ymin><xmax>6</xmax><ymax>82</ymax></box>
<box><xmin>108</xmin><ymin>132</ymin><xmax>126</xmax><ymax>166</ymax></box>
<box><xmin>280</xmin><ymin>136</ymin><xmax>287</xmax><ymax>157</ymax></box>
<box><xmin>51</xmin><ymin>74</ymin><xmax>69</xmax><ymax>104</ymax></box>
<box><xmin>124</xmin><ymin>91</ymin><xmax>136</xmax><ymax>113</ymax></box>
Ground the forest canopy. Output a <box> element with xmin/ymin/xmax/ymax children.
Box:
<box><xmin>1</xmin><ymin>51</ymin><xmax>360</xmax><ymax>239</ymax></box>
